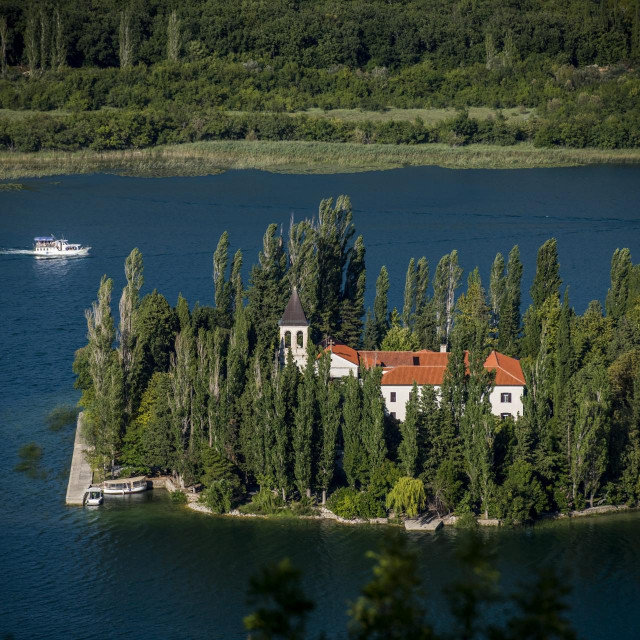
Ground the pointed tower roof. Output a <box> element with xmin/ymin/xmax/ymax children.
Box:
<box><xmin>279</xmin><ymin>287</ymin><xmax>308</xmax><ymax>327</ymax></box>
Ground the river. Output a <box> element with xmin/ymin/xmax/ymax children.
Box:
<box><xmin>1</xmin><ymin>166</ymin><xmax>640</xmax><ymax>639</ymax></box>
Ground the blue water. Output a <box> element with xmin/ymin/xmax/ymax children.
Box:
<box><xmin>1</xmin><ymin>166</ymin><xmax>640</xmax><ymax>639</ymax></box>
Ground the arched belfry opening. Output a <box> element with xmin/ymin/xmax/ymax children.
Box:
<box><xmin>278</xmin><ymin>287</ymin><xmax>309</xmax><ymax>369</ymax></box>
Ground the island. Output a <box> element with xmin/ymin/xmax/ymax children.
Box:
<box><xmin>68</xmin><ymin>194</ymin><xmax>640</xmax><ymax>526</ymax></box>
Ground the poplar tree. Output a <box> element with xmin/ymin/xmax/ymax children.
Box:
<box><xmin>230</xmin><ymin>248</ymin><xmax>244</xmax><ymax>312</ymax></box>
<box><xmin>83</xmin><ymin>276</ymin><xmax>123</xmax><ymax>476</ymax></box>
<box><xmin>402</xmin><ymin>258</ymin><xmax>417</xmax><ymax>329</ymax></box>
<box><xmin>453</xmin><ymin>268</ymin><xmax>490</xmax><ymax>350</ymax></box>
<box><xmin>226</xmin><ymin>302</ymin><xmax>250</xmax><ymax>459</ymax></box>
<box><xmin>489</xmin><ymin>252</ymin><xmax>505</xmax><ymax>333</ymax></box>
<box><xmin>361</xmin><ymin>366</ymin><xmax>387</xmax><ymax>478</ymax></box>
<box><xmin>288</xmin><ymin>218</ymin><xmax>318</xmax><ymax>330</ymax></box>
<box><xmin>433</xmin><ymin>250</ymin><xmax>462</xmax><ymax>347</ymax></box>
<box><xmin>372</xmin><ymin>266</ymin><xmax>390</xmax><ymax>347</ymax></box>
<box><xmin>316</xmin><ymin>354</ymin><xmax>340</xmax><ymax>503</ymax></box>
<box><xmin>119</xmin><ymin>9</ymin><xmax>133</xmax><ymax>69</ymax></box>
<box><xmin>398</xmin><ymin>383</ymin><xmax>420</xmax><ymax>477</ymax></box>
<box><xmin>52</xmin><ymin>6</ymin><xmax>66</xmax><ymax>70</ymax></box>
<box><xmin>213</xmin><ymin>231</ymin><xmax>233</xmax><ymax>325</ymax></box>
<box><xmin>342</xmin><ymin>372</ymin><xmax>364</xmax><ymax>487</ymax></box>
<box><xmin>39</xmin><ymin>7</ymin><xmax>48</xmax><ymax>72</ymax></box>
<box><xmin>248</xmin><ymin>223</ymin><xmax>288</xmax><ymax>349</ymax></box>
<box><xmin>460</xmin><ymin>333</ymin><xmax>496</xmax><ymax>518</ymax></box>
<box><xmin>118</xmin><ymin>248</ymin><xmax>144</xmax><ymax>418</ymax></box>
<box><xmin>293</xmin><ymin>346</ymin><xmax>317</xmax><ymax>498</ymax></box>
<box><xmin>338</xmin><ymin>235</ymin><xmax>366</xmax><ymax>347</ymax></box>
<box><xmin>530</xmin><ymin>239</ymin><xmax>562</xmax><ymax>310</ymax></box>
<box><xmin>24</xmin><ymin>10</ymin><xmax>39</xmax><ymax>77</ymax></box>
<box><xmin>554</xmin><ymin>290</ymin><xmax>574</xmax><ymax>412</ymax></box>
<box><xmin>0</xmin><ymin>17</ymin><xmax>8</xmax><ymax>77</ymax></box>
<box><xmin>497</xmin><ymin>245</ymin><xmax>523</xmax><ymax>356</ymax></box>
<box><xmin>167</xmin><ymin>10</ymin><xmax>180</xmax><ymax>62</ymax></box>
<box><xmin>606</xmin><ymin>248</ymin><xmax>632</xmax><ymax>323</ymax></box>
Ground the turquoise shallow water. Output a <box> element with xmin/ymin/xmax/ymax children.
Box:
<box><xmin>1</xmin><ymin>167</ymin><xmax>640</xmax><ymax>639</ymax></box>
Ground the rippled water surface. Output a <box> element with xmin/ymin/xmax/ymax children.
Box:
<box><xmin>1</xmin><ymin>167</ymin><xmax>640</xmax><ymax>639</ymax></box>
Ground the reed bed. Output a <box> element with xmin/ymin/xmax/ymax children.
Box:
<box><xmin>2</xmin><ymin>140</ymin><xmax>640</xmax><ymax>179</ymax></box>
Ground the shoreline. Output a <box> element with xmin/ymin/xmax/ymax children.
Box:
<box><xmin>3</xmin><ymin>141</ymin><xmax>640</xmax><ymax>180</ymax></box>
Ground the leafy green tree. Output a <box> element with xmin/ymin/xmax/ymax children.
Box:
<box><xmin>497</xmin><ymin>460</ymin><xmax>548</xmax><ymax>525</ymax></box>
<box><xmin>489</xmin><ymin>251</ymin><xmax>505</xmax><ymax>335</ymax></box>
<box><xmin>348</xmin><ymin>533</ymin><xmax>433</xmax><ymax>640</ymax></box>
<box><xmin>385</xmin><ymin>476</ymin><xmax>426</xmax><ymax>517</ymax></box>
<box><xmin>244</xmin><ymin>558</ymin><xmax>314</xmax><ymax>640</ymax></box>
<box><xmin>452</xmin><ymin>267</ymin><xmax>490</xmax><ymax>350</ymax></box>
<box><xmin>317</xmin><ymin>353</ymin><xmax>341</xmax><ymax>504</ymax></box>
<box><xmin>380</xmin><ymin>308</ymin><xmax>419</xmax><ymax>350</ymax></box>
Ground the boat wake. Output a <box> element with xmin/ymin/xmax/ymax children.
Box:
<box><xmin>0</xmin><ymin>248</ymin><xmax>39</xmax><ymax>255</ymax></box>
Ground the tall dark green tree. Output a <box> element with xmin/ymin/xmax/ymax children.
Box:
<box><xmin>402</xmin><ymin>258</ymin><xmax>417</xmax><ymax>329</ymax></box>
<box><xmin>398</xmin><ymin>383</ymin><xmax>420</xmax><ymax>477</ymax></box>
<box><xmin>433</xmin><ymin>250</ymin><xmax>462</xmax><ymax>347</ymax></box>
<box><xmin>372</xmin><ymin>265</ymin><xmax>390</xmax><ymax>348</ymax></box>
<box><xmin>293</xmin><ymin>345</ymin><xmax>317</xmax><ymax>498</ymax></box>
<box><xmin>361</xmin><ymin>366</ymin><xmax>387</xmax><ymax>478</ymax></box>
<box><xmin>213</xmin><ymin>231</ymin><xmax>233</xmax><ymax>326</ymax></box>
<box><xmin>606</xmin><ymin>248</ymin><xmax>633</xmax><ymax>323</ymax></box>
<box><xmin>497</xmin><ymin>245</ymin><xmax>523</xmax><ymax>357</ymax></box>
<box><xmin>338</xmin><ymin>234</ymin><xmax>366</xmax><ymax>347</ymax></box>
<box><xmin>342</xmin><ymin>371</ymin><xmax>365</xmax><ymax>488</ymax></box>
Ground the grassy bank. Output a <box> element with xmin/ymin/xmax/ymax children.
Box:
<box><xmin>2</xmin><ymin>140</ymin><xmax>640</xmax><ymax>179</ymax></box>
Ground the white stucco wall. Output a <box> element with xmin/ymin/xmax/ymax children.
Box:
<box><xmin>381</xmin><ymin>384</ymin><xmax>524</xmax><ymax>421</ymax></box>
<box><xmin>329</xmin><ymin>353</ymin><xmax>359</xmax><ymax>379</ymax></box>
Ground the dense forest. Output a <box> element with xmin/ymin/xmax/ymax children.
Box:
<box><xmin>1</xmin><ymin>0</ymin><xmax>640</xmax><ymax>150</ymax></box>
<box><xmin>73</xmin><ymin>195</ymin><xmax>640</xmax><ymax>525</ymax></box>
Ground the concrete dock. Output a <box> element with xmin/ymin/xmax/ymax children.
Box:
<box><xmin>404</xmin><ymin>514</ymin><xmax>444</xmax><ymax>531</ymax></box>
<box><xmin>65</xmin><ymin>412</ymin><xmax>93</xmax><ymax>506</ymax></box>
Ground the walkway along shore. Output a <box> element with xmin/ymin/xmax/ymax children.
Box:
<box><xmin>65</xmin><ymin>412</ymin><xmax>93</xmax><ymax>505</ymax></box>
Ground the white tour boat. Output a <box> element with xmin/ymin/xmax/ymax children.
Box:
<box><xmin>85</xmin><ymin>486</ymin><xmax>104</xmax><ymax>506</ymax></box>
<box><xmin>33</xmin><ymin>236</ymin><xmax>91</xmax><ymax>258</ymax></box>
<box><xmin>103</xmin><ymin>476</ymin><xmax>148</xmax><ymax>495</ymax></box>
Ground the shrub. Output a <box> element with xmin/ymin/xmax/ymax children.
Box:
<box><xmin>327</xmin><ymin>487</ymin><xmax>386</xmax><ymax>519</ymax></box>
<box><xmin>200</xmin><ymin>479</ymin><xmax>234</xmax><ymax>514</ymax></box>
<box><xmin>170</xmin><ymin>490</ymin><xmax>188</xmax><ymax>504</ymax></box>
<box><xmin>239</xmin><ymin>488</ymin><xmax>284</xmax><ymax>515</ymax></box>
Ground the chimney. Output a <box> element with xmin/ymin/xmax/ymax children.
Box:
<box><xmin>440</xmin><ymin>344</ymin><xmax>447</xmax><ymax>353</ymax></box>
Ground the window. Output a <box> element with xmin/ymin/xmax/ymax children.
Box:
<box><xmin>296</xmin><ymin>330</ymin><xmax>304</xmax><ymax>348</ymax></box>
<box><xmin>390</xmin><ymin>392</ymin><xmax>397</xmax><ymax>402</ymax></box>
<box><xmin>284</xmin><ymin>331</ymin><xmax>291</xmax><ymax>348</ymax></box>
<box><xmin>501</xmin><ymin>392</ymin><xmax>512</xmax><ymax>403</ymax></box>
<box><xmin>413</xmin><ymin>356</ymin><xmax>420</xmax><ymax>366</ymax></box>
<box><xmin>390</xmin><ymin>412</ymin><xmax>396</xmax><ymax>419</ymax></box>
<box><xmin>500</xmin><ymin>413</ymin><xmax>512</xmax><ymax>420</ymax></box>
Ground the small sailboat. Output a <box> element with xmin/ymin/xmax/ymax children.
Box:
<box><xmin>33</xmin><ymin>235</ymin><xmax>90</xmax><ymax>258</ymax></box>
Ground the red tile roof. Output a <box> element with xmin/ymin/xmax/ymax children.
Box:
<box><xmin>325</xmin><ymin>344</ymin><xmax>360</xmax><ymax>366</ymax></box>
<box><xmin>375</xmin><ymin>350</ymin><xmax>524</xmax><ymax>387</ymax></box>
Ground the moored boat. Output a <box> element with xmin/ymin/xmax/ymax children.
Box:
<box><xmin>33</xmin><ymin>235</ymin><xmax>90</xmax><ymax>258</ymax></box>
<box><xmin>85</xmin><ymin>486</ymin><xmax>103</xmax><ymax>506</ymax></box>
<box><xmin>103</xmin><ymin>476</ymin><xmax>148</xmax><ymax>495</ymax></box>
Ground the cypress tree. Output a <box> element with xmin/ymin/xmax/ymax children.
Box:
<box><xmin>231</xmin><ymin>248</ymin><xmax>244</xmax><ymax>312</ymax></box>
<box><xmin>402</xmin><ymin>258</ymin><xmax>417</xmax><ymax>329</ymax></box>
<box><xmin>398</xmin><ymin>383</ymin><xmax>420</xmax><ymax>477</ymax></box>
<box><xmin>452</xmin><ymin>267</ymin><xmax>490</xmax><ymax>350</ymax></box>
<box><xmin>497</xmin><ymin>245</ymin><xmax>523</xmax><ymax>357</ymax></box>
<box><xmin>606</xmin><ymin>248</ymin><xmax>632</xmax><ymax>323</ymax></box>
<box><xmin>167</xmin><ymin>9</ymin><xmax>180</xmax><ymax>61</ymax></box>
<box><xmin>362</xmin><ymin>310</ymin><xmax>377</xmax><ymax>351</ymax></box>
<box><xmin>373</xmin><ymin>266</ymin><xmax>390</xmax><ymax>347</ymax></box>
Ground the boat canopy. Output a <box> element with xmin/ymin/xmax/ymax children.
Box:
<box><xmin>34</xmin><ymin>237</ymin><xmax>55</xmax><ymax>242</ymax></box>
<box><xmin>104</xmin><ymin>476</ymin><xmax>147</xmax><ymax>487</ymax></box>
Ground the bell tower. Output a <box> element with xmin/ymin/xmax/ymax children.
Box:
<box><xmin>278</xmin><ymin>287</ymin><xmax>309</xmax><ymax>369</ymax></box>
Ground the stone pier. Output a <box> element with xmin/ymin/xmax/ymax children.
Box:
<box><xmin>65</xmin><ymin>412</ymin><xmax>93</xmax><ymax>505</ymax></box>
